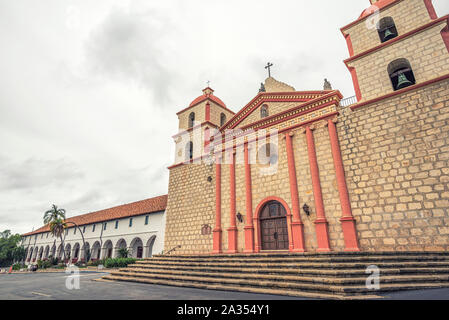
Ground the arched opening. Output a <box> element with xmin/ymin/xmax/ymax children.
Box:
<box><xmin>130</xmin><ymin>237</ymin><xmax>144</xmax><ymax>258</ymax></box>
<box><xmin>44</xmin><ymin>246</ymin><xmax>50</xmax><ymax>260</ymax></box>
<box><xmin>146</xmin><ymin>236</ymin><xmax>156</xmax><ymax>258</ymax></box>
<box><xmin>259</xmin><ymin>200</ymin><xmax>289</xmax><ymax>250</ymax></box>
<box><xmin>91</xmin><ymin>241</ymin><xmax>101</xmax><ymax>260</ymax></box>
<box><xmin>38</xmin><ymin>247</ymin><xmax>44</xmax><ymax>260</ymax></box>
<box><xmin>57</xmin><ymin>244</ymin><xmax>64</xmax><ymax>259</ymax></box>
<box><xmin>260</xmin><ymin>104</ymin><xmax>269</xmax><ymax>118</ymax></box>
<box><xmin>82</xmin><ymin>242</ymin><xmax>90</xmax><ymax>262</ymax></box>
<box><xmin>103</xmin><ymin>240</ymin><xmax>113</xmax><ymax>259</ymax></box>
<box><xmin>185</xmin><ymin>141</ymin><xmax>193</xmax><ymax>161</ymax></box>
<box><xmin>28</xmin><ymin>247</ymin><xmax>33</xmax><ymax>262</ymax></box>
<box><xmin>220</xmin><ymin>113</ymin><xmax>227</xmax><ymax>126</ymax></box>
<box><xmin>72</xmin><ymin>243</ymin><xmax>80</xmax><ymax>262</ymax></box>
<box><xmin>188</xmin><ymin>112</ymin><xmax>195</xmax><ymax>128</ymax></box>
<box><xmin>377</xmin><ymin>17</ymin><xmax>398</xmax><ymax>43</ymax></box>
<box><xmin>65</xmin><ymin>243</ymin><xmax>71</xmax><ymax>262</ymax></box>
<box><xmin>388</xmin><ymin>58</ymin><xmax>416</xmax><ymax>91</ymax></box>
<box><xmin>115</xmin><ymin>239</ymin><xmax>127</xmax><ymax>257</ymax></box>
<box><xmin>50</xmin><ymin>245</ymin><xmax>56</xmax><ymax>258</ymax></box>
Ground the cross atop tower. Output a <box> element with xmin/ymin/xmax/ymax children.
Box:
<box><xmin>265</xmin><ymin>62</ymin><xmax>273</xmax><ymax>78</ymax></box>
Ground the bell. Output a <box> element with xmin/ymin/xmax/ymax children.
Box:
<box><xmin>384</xmin><ymin>28</ymin><xmax>395</xmax><ymax>41</ymax></box>
<box><xmin>396</xmin><ymin>73</ymin><xmax>413</xmax><ymax>89</ymax></box>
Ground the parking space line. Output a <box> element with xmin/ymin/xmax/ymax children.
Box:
<box><xmin>30</xmin><ymin>291</ymin><xmax>52</xmax><ymax>297</ymax></box>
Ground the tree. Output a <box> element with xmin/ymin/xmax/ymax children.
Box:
<box><xmin>44</xmin><ymin>205</ymin><xmax>67</xmax><ymax>262</ymax></box>
<box><xmin>0</xmin><ymin>230</ymin><xmax>24</xmax><ymax>267</ymax></box>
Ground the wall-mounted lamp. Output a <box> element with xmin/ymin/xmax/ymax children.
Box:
<box><xmin>303</xmin><ymin>203</ymin><xmax>311</xmax><ymax>216</ymax></box>
<box><xmin>236</xmin><ymin>212</ymin><xmax>244</xmax><ymax>223</ymax></box>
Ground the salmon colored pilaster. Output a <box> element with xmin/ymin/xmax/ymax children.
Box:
<box><xmin>348</xmin><ymin>66</ymin><xmax>362</xmax><ymax>101</ymax></box>
<box><xmin>227</xmin><ymin>150</ymin><xmax>238</xmax><ymax>253</ymax></box>
<box><xmin>204</xmin><ymin>127</ymin><xmax>210</xmax><ymax>154</ymax></box>
<box><xmin>243</xmin><ymin>142</ymin><xmax>255</xmax><ymax>253</ymax></box>
<box><xmin>327</xmin><ymin>119</ymin><xmax>360</xmax><ymax>251</ymax></box>
<box><xmin>205</xmin><ymin>102</ymin><xmax>211</xmax><ymax>121</ymax></box>
<box><xmin>305</xmin><ymin>126</ymin><xmax>331</xmax><ymax>252</ymax></box>
<box><xmin>285</xmin><ymin>132</ymin><xmax>305</xmax><ymax>252</ymax></box>
<box><xmin>212</xmin><ymin>153</ymin><xmax>222</xmax><ymax>254</ymax></box>
<box><xmin>424</xmin><ymin>0</ymin><xmax>438</xmax><ymax>19</ymax></box>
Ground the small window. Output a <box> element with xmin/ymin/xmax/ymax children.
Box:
<box><xmin>260</xmin><ymin>104</ymin><xmax>269</xmax><ymax>118</ymax></box>
<box><xmin>74</xmin><ymin>228</ymin><xmax>76</xmax><ymax>235</ymax></box>
<box><xmin>65</xmin><ymin>229</ymin><xmax>68</xmax><ymax>235</ymax></box>
<box><xmin>186</xmin><ymin>141</ymin><xmax>193</xmax><ymax>160</ymax></box>
<box><xmin>92</xmin><ymin>224</ymin><xmax>96</xmax><ymax>232</ymax></box>
<box><xmin>145</xmin><ymin>215</ymin><xmax>149</xmax><ymax>225</ymax></box>
<box><xmin>103</xmin><ymin>223</ymin><xmax>107</xmax><ymax>230</ymax></box>
<box><xmin>46</xmin><ymin>233</ymin><xmax>48</xmax><ymax>238</ymax></box>
<box><xmin>188</xmin><ymin>112</ymin><xmax>195</xmax><ymax>128</ymax></box>
<box><xmin>41</xmin><ymin>234</ymin><xmax>43</xmax><ymax>239</ymax></box>
<box><xmin>377</xmin><ymin>17</ymin><xmax>398</xmax><ymax>43</ymax></box>
<box><xmin>220</xmin><ymin>113</ymin><xmax>227</xmax><ymax>126</ymax></box>
<box><xmin>115</xmin><ymin>220</ymin><xmax>119</xmax><ymax>229</ymax></box>
<box><xmin>129</xmin><ymin>218</ymin><xmax>133</xmax><ymax>227</ymax></box>
<box><xmin>83</xmin><ymin>226</ymin><xmax>86</xmax><ymax>233</ymax></box>
<box><xmin>258</xmin><ymin>143</ymin><xmax>278</xmax><ymax>165</ymax></box>
<box><xmin>388</xmin><ymin>58</ymin><xmax>416</xmax><ymax>91</ymax></box>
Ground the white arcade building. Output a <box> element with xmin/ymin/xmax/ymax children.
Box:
<box><xmin>21</xmin><ymin>195</ymin><xmax>167</xmax><ymax>264</ymax></box>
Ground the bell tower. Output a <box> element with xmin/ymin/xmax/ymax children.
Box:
<box><xmin>173</xmin><ymin>87</ymin><xmax>235</xmax><ymax>165</ymax></box>
<box><xmin>341</xmin><ymin>0</ymin><xmax>449</xmax><ymax>102</ymax></box>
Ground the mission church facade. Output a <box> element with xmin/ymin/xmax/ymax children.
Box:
<box><xmin>22</xmin><ymin>0</ymin><xmax>449</xmax><ymax>262</ymax></box>
<box><xmin>164</xmin><ymin>0</ymin><xmax>449</xmax><ymax>255</ymax></box>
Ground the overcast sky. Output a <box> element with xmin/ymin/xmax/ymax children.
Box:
<box><xmin>1</xmin><ymin>0</ymin><xmax>448</xmax><ymax>235</ymax></box>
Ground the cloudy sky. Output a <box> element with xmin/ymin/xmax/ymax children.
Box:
<box><xmin>1</xmin><ymin>0</ymin><xmax>448</xmax><ymax>234</ymax></box>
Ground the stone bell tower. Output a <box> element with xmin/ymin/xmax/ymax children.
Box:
<box><xmin>336</xmin><ymin>0</ymin><xmax>449</xmax><ymax>251</ymax></box>
<box><xmin>341</xmin><ymin>0</ymin><xmax>449</xmax><ymax>102</ymax></box>
<box><xmin>164</xmin><ymin>87</ymin><xmax>235</xmax><ymax>254</ymax></box>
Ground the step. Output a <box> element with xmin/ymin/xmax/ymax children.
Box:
<box><xmin>147</xmin><ymin>254</ymin><xmax>449</xmax><ymax>264</ymax></box>
<box><xmin>102</xmin><ymin>273</ymin><xmax>449</xmax><ymax>298</ymax></box>
<box><xmin>101</xmin><ymin>274</ymin><xmax>379</xmax><ymax>300</ymax></box>
<box><xmin>153</xmin><ymin>252</ymin><xmax>449</xmax><ymax>260</ymax></box>
<box><xmin>131</xmin><ymin>260</ymin><xmax>449</xmax><ymax>270</ymax></box>
<box><xmin>114</xmin><ymin>268</ymin><xmax>449</xmax><ymax>285</ymax></box>
<box><xmin>126</xmin><ymin>263</ymin><xmax>449</xmax><ymax>277</ymax></box>
<box><xmin>103</xmin><ymin>270</ymin><xmax>449</xmax><ymax>295</ymax></box>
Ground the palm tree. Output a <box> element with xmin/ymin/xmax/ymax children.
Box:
<box><xmin>44</xmin><ymin>205</ymin><xmax>67</xmax><ymax>262</ymax></box>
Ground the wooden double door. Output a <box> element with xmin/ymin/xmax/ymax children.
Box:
<box><xmin>260</xmin><ymin>201</ymin><xmax>289</xmax><ymax>250</ymax></box>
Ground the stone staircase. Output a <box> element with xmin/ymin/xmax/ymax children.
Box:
<box><xmin>100</xmin><ymin>252</ymin><xmax>449</xmax><ymax>299</ymax></box>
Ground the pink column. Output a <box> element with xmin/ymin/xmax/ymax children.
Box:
<box><xmin>285</xmin><ymin>132</ymin><xmax>305</xmax><ymax>252</ymax></box>
<box><xmin>305</xmin><ymin>126</ymin><xmax>331</xmax><ymax>252</ymax></box>
<box><xmin>227</xmin><ymin>150</ymin><xmax>238</xmax><ymax>253</ymax></box>
<box><xmin>327</xmin><ymin>119</ymin><xmax>360</xmax><ymax>251</ymax></box>
<box><xmin>243</xmin><ymin>142</ymin><xmax>255</xmax><ymax>253</ymax></box>
<box><xmin>212</xmin><ymin>153</ymin><xmax>222</xmax><ymax>254</ymax></box>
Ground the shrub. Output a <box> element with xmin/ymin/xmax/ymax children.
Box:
<box><xmin>104</xmin><ymin>257</ymin><xmax>136</xmax><ymax>268</ymax></box>
<box><xmin>37</xmin><ymin>259</ymin><xmax>52</xmax><ymax>269</ymax></box>
<box><xmin>118</xmin><ymin>248</ymin><xmax>129</xmax><ymax>258</ymax></box>
<box><xmin>12</xmin><ymin>262</ymin><xmax>24</xmax><ymax>271</ymax></box>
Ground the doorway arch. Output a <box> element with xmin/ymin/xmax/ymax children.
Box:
<box><xmin>254</xmin><ymin>197</ymin><xmax>293</xmax><ymax>252</ymax></box>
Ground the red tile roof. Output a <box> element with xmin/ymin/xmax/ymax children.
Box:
<box><xmin>22</xmin><ymin>195</ymin><xmax>167</xmax><ymax>237</ymax></box>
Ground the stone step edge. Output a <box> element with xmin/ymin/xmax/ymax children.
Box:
<box><xmin>148</xmin><ymin>255</ymin><xmax>449</xmax><ymax>263</ymax></box>
<box><xmin>154</xmin><ymin>252</ymin><xmax>449</xmax><ymax>258</ymax></box>
<box><xmin>115</xmin><ymin>268</ymin><xmax>449</xmax><ymax>284</ymax></box>
<box><xmin>100</xmin><ymin>275</ymin><xmax>381</xmax><ymax>300</ymax></box>
<box><xmin>103</xmin><ymin>271</ymin><xmax>449</xmax><ymax>294</ymax></box>
<box><xmin>126</xmin><ymin>264</ymin><xmax>449</xmax><ymax>276</ymax></box>
<box><xmin>133</xmin><ymin>261</ymin><xmax>449</xmax><ymax>269</ymax></box>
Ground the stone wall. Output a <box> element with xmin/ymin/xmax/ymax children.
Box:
<box><xmin>339</xmin><ymin>79</ymin><xmax>449</xmax><ymax>251</ymax></box>
<box><xmin>164</xmin><ymin>163</ymin><xmax>216</xmax><ymax>254</ymax></box>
